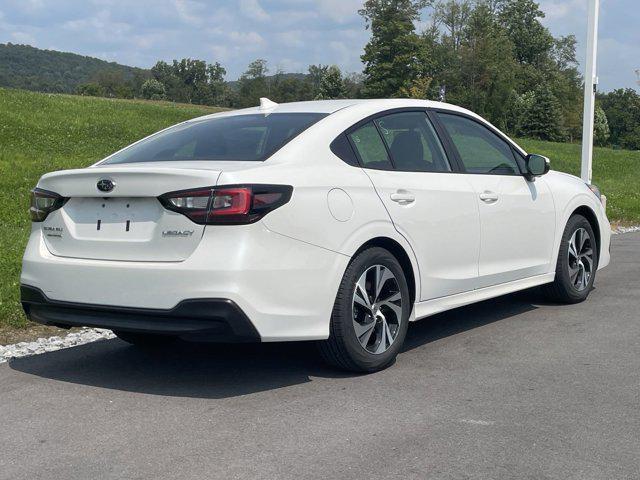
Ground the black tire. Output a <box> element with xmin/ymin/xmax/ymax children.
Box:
<box><xmin>113</xmin><ymin>331</ymin><xmax>177</xmax><ymax>348</ymax></box>
<box><xmin>318</xmin><ymin>247</ymin><xmax>411</xmax><ymax>373</ymax></box>
<box><xmin>543</xmin><ymin>214</ymin><xmax>599</xmax><ymax>303</ymax></box>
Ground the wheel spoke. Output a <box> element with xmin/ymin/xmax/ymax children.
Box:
<box><xmin>355</xmin><ymin>320</ymin><xmax>376</xmax><ymax>347</ymax></box>
<box><xmin>578</xmin><ymin>229</ymin><xmax>587</xmax><ymax>251</ymax></box>
<box><xmin>569</xmin><ymin>232</ymin><xmax>579</xmax><ymax>259</ymax></box>
<box><xmin>355</xmin><ymin>276</ymin><xmax>371</xmax><ymax>309</ymax></box>
<box><xmin>380</xmin><ymin>300</ymin><xmax>402</xmax><ymax>323</ymax></box>
<box><xmin>374</xmin><ymin>321</ymin><xmax>390</xmax><ymax>354</ymax></box>
<box><xmin>374</xmin><ymin>266</ymin><xmax>394</xmax><ymax>301</ymax></box>
<box><xmin>569</xmin><ymin>265</ymin><xmax>579</xmax><ymax>284</ymax></box>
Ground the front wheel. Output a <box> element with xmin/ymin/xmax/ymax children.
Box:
<box><xmin>318</xmin><ymin>247</ymin><xmax>411</xmax><ymax>372</ymax></box>
<box><xmin>543</xmin><ymin>214</ymin><xmax>598</xmax><ymax>303</ymax></box>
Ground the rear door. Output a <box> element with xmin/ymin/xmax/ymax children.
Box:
<box><xmin>347</xmin><ymin>111</ymin><xmax>481</xmax><ymax>301</ymax></box>
<box><xmin>435</xmin><ymin>112</ymin><xmax>556</xmax><ymax>287</ymax></box>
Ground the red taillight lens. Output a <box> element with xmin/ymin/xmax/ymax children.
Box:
<box><xmin>159</xmin><ymin>185</ymin><xmax>292</xmax><ymax>225</ymax></box>
<box><xmin>210</xmin><ymin>188</ymin><xmax>252</xmax><ymax>216</ymax></box>
<box><xmin>29</xmin><ymin>188</ymin><xmax>67</xmax><ymax>222</ymax></box>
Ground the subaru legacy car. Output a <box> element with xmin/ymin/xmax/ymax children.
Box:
<box><xmin>21</xmin><ymin>98</ymin><xmax>610</xmax><ymax>372</ymax></box>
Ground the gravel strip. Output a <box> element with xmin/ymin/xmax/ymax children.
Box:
<box><xmin>613</xmin><ymin>225</ymin><xmax>640</xmax><ymax>235</ymax></box>
<box><xmin>0</xmin><ymin>328</ymin><xmax>115</xmax><ymax>364</ymax></box>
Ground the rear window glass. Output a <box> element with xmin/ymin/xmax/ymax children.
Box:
<box><xmin>102</xmin><ymin>113</ymin><xmax>327</xmax><ymax>164</ymax></box>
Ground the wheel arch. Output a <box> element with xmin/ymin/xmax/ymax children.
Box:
<box><xmin>570</xmin><ymin>205</ymin><xmax>601</xmax><ymax>256</ymax></box>
<box><xmin>353</xmin><ymin>237</ymin><xmax>418</xmax><ymax>306</ymax></box>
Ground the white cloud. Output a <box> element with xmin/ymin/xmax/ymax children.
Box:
<box><xmin>172</xmin><ymin>0</ymin><xmax>206</xmax><ymax>27</ymax></box>
<box><xmin>239</xmin><ymin>0</ymin><xmax>270</xmax><ymax>22</ymax></box>
<box><xmin>10</xmin><ymin>31</ymin><xmax>37</xmax><ymax>44</ymax></box>
<box><xmin>229</xmin><ymin>30</ymin><xmax>265</xmax><ymax>48</ymax></box>
<box><xmin>274</xmin><ymin>30</ymin><xmax>305</xmax><ymax>48</ymax></box>
<box><xmin>316</xmin><ymin>0</ymin><xmax>362</xmax><ymax>23</ymax></box>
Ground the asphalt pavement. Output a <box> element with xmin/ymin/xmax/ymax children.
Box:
<box><xmin>1</xmin><ymin>233</ymin><xmax>639</xmax><ymax>480</ymax></box>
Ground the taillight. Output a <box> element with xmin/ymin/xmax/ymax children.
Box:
<box><xmin>29</xmin><ymin>188</ymin><xmax>67</xmax><ymax>222</ymax></box>
<box><xmin>158</xmin><ymin>185</ymin><xmax>292</xmax><ymax>225</ymax></box>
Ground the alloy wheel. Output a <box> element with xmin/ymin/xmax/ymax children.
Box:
<box><xmin>568</xmin><ymin>227</ymin><xmax>594</xmax><ymax>291</ymax></box>
<box><xmin>352</xmin><ymin>265</ymin><xmax>403</xmax><ymax>354</ymax></box>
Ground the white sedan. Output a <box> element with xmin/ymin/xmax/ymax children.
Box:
<box><xmin>21</xmin><ymin>98</ymin><xmax>611</xmax><ymax>371</ymax></box>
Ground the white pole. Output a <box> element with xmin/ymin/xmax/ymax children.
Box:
<box><xmin>580</xmin><ymin>0</ymin><xmax>600</xmax><ymax>184</ymax></box>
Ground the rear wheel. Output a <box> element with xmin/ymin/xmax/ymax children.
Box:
<box><xmin>318</xmin><ymin>247</ymin><xmax>411</xmax><ymax>372</ymax></box>
<box><xmin>114</xmin><ymin>331</ymin><xmax>177</xmax><ymax>348</ymax></box>
<box><xmin>543</xmin><ymin>214</ymin><xmax>598</xmax><ymax>303</ymax></box>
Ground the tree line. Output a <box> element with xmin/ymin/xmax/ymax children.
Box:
<box><xmin>66</xmin><ymin>1</ymin><xmax>640</xmax><ymax>150</ymax></box>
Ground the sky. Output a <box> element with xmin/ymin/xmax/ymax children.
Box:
<box><xmin>0</xmin><ymin>0</ymin><xmax>637</xmax><ymax>92</ymax></box>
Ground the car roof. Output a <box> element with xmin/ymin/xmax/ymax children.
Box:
<box><xmin>191</xmin><ymin>98</ymin><xmax>471</xmax><ymax>121</ymax></box>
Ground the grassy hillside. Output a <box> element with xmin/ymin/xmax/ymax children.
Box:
<box><xmin>0</xmin><ymin>43</ymin><xmax>147</xmax><ymax>93</ymax></box>
<box><xmin>0</xmin><ymin>87</ymin><xmax>638</xmax><ymax>331</ymax></box>
<box><xmin>0</xmin><ymin>88</ymin><xmax>221</xmax><ymax>328</ymax></box>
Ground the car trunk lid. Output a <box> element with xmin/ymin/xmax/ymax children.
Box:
<box><xmin>36</xmin><ymin>165</ymin><xmax>229</xmax><ymax>262</ymax></box>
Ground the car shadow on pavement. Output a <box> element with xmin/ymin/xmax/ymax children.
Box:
<box><xmin>10</xmin><ymin>288</ymin><xmax>544</xmax><ymax>399</ymax></box>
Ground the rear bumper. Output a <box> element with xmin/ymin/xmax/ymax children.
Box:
<box><xmin>21</xmin><ymin>285</ymin><xmax>260</xmax><ymax>342</ymax></box>
<box><xmin>21</xmin><ymin>222</ymin><xmax>349</xmax><ymax>341</ymax></box>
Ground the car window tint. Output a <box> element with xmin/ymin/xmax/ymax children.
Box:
<box><xmin>102</xmin><ymin>113</ymin><xmax>327</xmax><ymax>164</ymax></box>
<box><xmin>348</xmin><ymin>122</ymin><xmax>393</xmax><ymax>170</ymax></box>
<box><xmin>437</xmin><ymin>113</ymin><xmax>520</xmax><ymax>175</ymax></box>
<box><xmin>374</xmin><ymin>112</ymin><xmax>451</xmax><ymax>172</ymax></box>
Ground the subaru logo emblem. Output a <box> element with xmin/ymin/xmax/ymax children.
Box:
<box><xmin>97</xmin><ymin>179</ymin><xmax>115</xmax><ymax>192</ymax></box>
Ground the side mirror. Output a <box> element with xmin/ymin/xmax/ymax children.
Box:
<box><xmin>525</xmin><ymin>154</ymin><xmax>550</xmax><ymax>181</ymax></box>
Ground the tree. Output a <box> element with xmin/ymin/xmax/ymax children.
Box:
<box><xmin>457</xmin><ymin>3</ymin><xmax>516</xmax><ymax>128</ymax></box>
<box><xmin>317</xmin><ymin>66</ymin><xmax>347</xmax><ymax>99</ymax></box>
<box><xmin>237</xmin><ymin>59</ymin><xmax>269</xmax><ymax>108</ymax></box>
<box><xmin>150</xmin><ymin>58</ymin><xmax>227</xmax><ymax>105</ymax></box>
<box><xmin>91</xmin><ymin>69</ymin><xmax>134</xmax><ymax>98</ymax></box>
<box><xmin>498</xmin><ymin>0</ymin><xmax>554</xmax><ymax>67</ymax></box>
<box><xmin>399</xmin><ymin>76</ymin><xmax>433</xmax><ymax>99</ymax></box>
<box><xmin>520</xmin><ymin>85</ymin><xmax>565</xmax><ymax>141</ymax></box>
<box><xmin>433</xmin><ymin>0</ymin><xmax>472</xmax><ymax>51</ymax></box>
<box><xmin>594</xmin><ymin>104</ymin><xmax>610</xmax><ymax>147</ymax></box>
<box><xmin>359</xmin><ymin>0</ymin><xmax>430</xmax><ymax>98</ymax></box>
<box><xmin>308</xmin><ymin>64</ymin><xmax>329</xmax><ymax>97</ymax></box>
<box><xmin>141</xmin><ymin>79</ymin><xmax>166</xmax><ymax>100</ymax></box>
<box><xmin>599</xmin><ymin>88</ymin><xmax>640</xmax><ymax>150</ymax></box>
<box><xmin>76</xmin><ymin>82</ymin><xmax>104</xmax><ymax>97</ymax></box>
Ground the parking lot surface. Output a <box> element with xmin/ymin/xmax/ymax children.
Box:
<box><xmin>1</xmin><ymin>233</ymin><xmax>639</xmax><ymax>480</ymax></box>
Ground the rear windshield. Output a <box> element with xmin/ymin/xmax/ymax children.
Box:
<box><xmin>102</xmin><ymin>113</ymin><xmax>327</xmax><ymax>164</ymax></box>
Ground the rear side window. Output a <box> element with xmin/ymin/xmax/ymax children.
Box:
<box><xmin>347</xmin><ymin>122</ymin><xmax>393</xmax><ymax>170</ymax></box>
<box><xmin>374</xmin><ymin>112</ymin><xmax>451</xmax><ymax>172</ymax></box>
<box><xmin>437</xmin><ymin>113</ymin><xmax>520</xmax><ymax>175</ymax></box>
<box><xmin>102</xmin><ymin>113</ymin><xmax>327</xmax><ymax>164</ymax></box>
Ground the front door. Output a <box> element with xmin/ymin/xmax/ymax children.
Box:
<box><xmin>436</xmin><ymin>112</ymin><xmax>556</xmax><ymax>288</ymax></box>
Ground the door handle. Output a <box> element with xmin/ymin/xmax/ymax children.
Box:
<box><xmin>390</xmin><ymin>191</ymin><xmax>415</xmax><ymax>205</ymax></box>
<box><xmin>479</xmin><ymin>191</ymin><xmax>499</xmax><ymax>203</ymax></box>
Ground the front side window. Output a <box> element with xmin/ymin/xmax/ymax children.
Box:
<box><xmin>437</xmin><ymin>113</ymin><xmax>520</xmax><ymax>175</ymax></box>
<box><xmin>374</xmin><ymin>112</ymin><xmax>451</xmax><ymax>173</ymax></box>
<box><xmin>347</xmin><ymin>122</ymin><xmax>393</xmax><ymax>170</ymax></box>
<box><xmin>102</xmin><ymin>113</ymin><xmax>327</xmax><ymax>164</ymax></box>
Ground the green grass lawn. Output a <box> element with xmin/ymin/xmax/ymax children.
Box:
<box><xmin>0</xmin><ymin>87</ymin><xmax>638</xmax><ymax>331</ymax></box>
<box><xmin>516</xmin><ymin>138</ymin><xmax>640</xmax><ymax>223</ymax></box>
<box><xmin>0</xmin><ymin>88</ymin><xmax>221</xmax><ymax>329</ymax></box>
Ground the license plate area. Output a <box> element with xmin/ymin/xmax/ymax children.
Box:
<box><xmin>64</xmin><ymin>197</ymin><xmax>163</xmax><ymax>241</ymax></box>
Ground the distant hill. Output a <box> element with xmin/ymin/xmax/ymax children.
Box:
<box><xmin>0</xmin><ymin>43</ymin><xmax>148</xmax><ymax>94</ymax></box>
